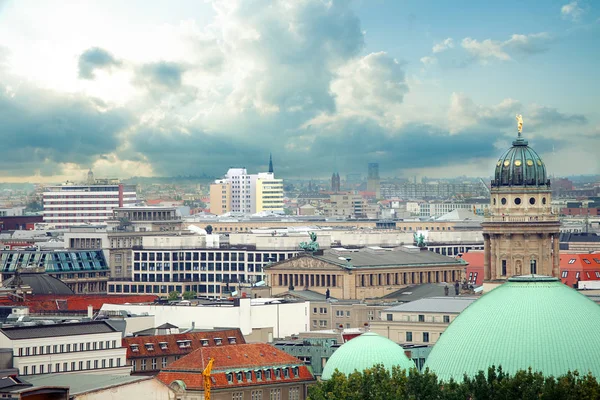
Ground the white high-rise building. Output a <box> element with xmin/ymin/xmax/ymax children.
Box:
<box><xmin>225</xmin><ymin>168</ymin><xmax>253</xmax><ymax>213</ymax></box>
<box><xmin>43</xmin><ymin>180</ymin><xmax>137</xmax><ymax>228</ymax></box>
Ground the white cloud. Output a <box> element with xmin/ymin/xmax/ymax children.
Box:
<box><xmin>432</xmin><ymin>38</ymin><xmax>454</xmax><ymax>53</ymax></box>
<box><xmin>461</xmin><ymin>37</ymin><xmax>510</xmax><ymax>63</ymax></box>
<box><xmin>448</xmin><ymin>93</ymin><xmax>521</xmax><ymax>133</ymax></box>
<box><xmin>561</xmin><ymin>1</ymin><xmax>584</xmax><ymax>21</ymax></box>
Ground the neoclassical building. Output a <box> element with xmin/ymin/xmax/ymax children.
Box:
<box><xmin>482</xmin><ymin>118</ymin><xmax>560</xmax><ymax>282</ymax></box>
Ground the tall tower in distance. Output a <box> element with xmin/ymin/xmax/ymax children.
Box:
<box><xmin>482</xmin><ymin>115</ymin><xmax>560</xmax><ymax>289</ymax></box>
<box><xmin>268</xmin><ymin>153</ymin><xmax>274</xmax><ymax>174</ymax></box>
<box><xmin>331</xmin><ymin>172</ymin><xmax>340</xmax><ymax>192</ymax></box>
<box><xmin>367</xmin><ymin>162</ymin><xmax>380</xmax><ymax>198</ymax></box>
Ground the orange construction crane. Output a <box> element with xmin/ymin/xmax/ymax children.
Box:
<box><xmin>203</xmin><ymin>357</ymin><xmax>215</xmax><ymax>400</ymax></box>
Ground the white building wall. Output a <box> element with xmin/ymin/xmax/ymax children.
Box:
<box><xmin>101</xmin><ymin>299</ymin><xmax>310</xmax><ymax>338</ymax></box>
<box><xmin>0</xmin><ymin>330</ymin><xmax>129</xmax><ymax>376</ymax></box>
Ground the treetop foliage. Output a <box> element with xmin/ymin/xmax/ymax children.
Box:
<box><xmin>308</xmin><ymin>365</ymin><xmax>600</xmax><ymax>400</ymax></box>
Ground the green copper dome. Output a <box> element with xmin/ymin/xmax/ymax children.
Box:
<box><xmin>492</xmin><ymin>136</ymin><xmax>549</xmax><ymax>188</ymax></box>
<box><xmin>424</xmin><ymin>275</ymin><xmax>600</xmax><ymax>381</ymax></box>
<box><xmin>321</xmin><ymin>332</ymin><xmax>415</xmax><ymax>380</ymax></box>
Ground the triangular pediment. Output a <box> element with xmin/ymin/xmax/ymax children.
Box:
<box><xmin>266</xmin><ymin>255</ymin><xmax>345</xmax><ymax>271</ymax></box>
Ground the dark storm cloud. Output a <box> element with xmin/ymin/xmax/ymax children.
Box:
<box><xmin>78</xmin><ymin>47</ymin><xmax>122</xmax><ymax>79</ymax></box>
<box><xmin>0</xmin><ymin>86</ymin><xmax>132</xmax><ymax>177</ymax></box>
<box><xmin>136</xmin><ymin>62</ymin><xmax>186</xmax><ymax>89</ymax></box>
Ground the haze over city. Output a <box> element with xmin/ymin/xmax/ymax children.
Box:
<box><xmin>1</xmin><ymin>0</ymin><xmax>599</xmax><ymax>183</ymax></box>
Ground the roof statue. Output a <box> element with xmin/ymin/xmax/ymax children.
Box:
<box><xmin>516</xmin><ymin>114</ymin><xmax>523</xmax><ymax>136</ymax></box>
<box><xmin>299</xmin><ymin>232</ymin><xmax>319</xmax><ymax>253</ymax></box>
<box><xmin>414</xmin><ymin>232</ymin><xmax>427</xmax><ymax>248</ymax></box>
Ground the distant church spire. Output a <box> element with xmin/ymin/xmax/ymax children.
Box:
<box><xmin>268</xmin><ymin>153</ymin><xmax>274</xmax><ymax>173</ymax></box>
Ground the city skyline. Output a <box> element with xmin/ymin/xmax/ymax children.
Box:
<box><xmin>1</xmin><ymin>0</ymin><xmax>599</xmax><ymax>183</ymax></box>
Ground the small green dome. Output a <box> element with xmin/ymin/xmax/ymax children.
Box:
<box><xmin>424</xmin><ymin>275</ymin><xmax>600</xmax><ymax>381</ymax></box>
<box><xmin>492</xmin><ymin>136</ymin><xmax>549</xmax><ymax>188</ymax></box>
<box><xmin>321</xmin><ymin>332</ymin><xmax>415</xmax><ymax>380</ymax></box>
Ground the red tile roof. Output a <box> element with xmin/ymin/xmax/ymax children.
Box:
<box><xmin>123</xmin><ymin>329</ymin><xmax>245</xmax><ymax>359</ymax></box>
<box><xmin>0</xmin><ymin>294</ymin><xmax>157</xmax><ymax>312</ymax></box>
<box><xmin>559</xmin><ymin>253</ymin><xmax>600</xmax><ymax>287</ymax></box>
<box><xmin>156</xmin><ymin>343</ymin><xmax>315</xmax><ymax>390</ymax></box>
<box><xmin>458</xmin><ymin>251</ymin><xmax>484</xmax><ymax>285</ymax></box>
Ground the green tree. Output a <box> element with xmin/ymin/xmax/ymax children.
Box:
<box><xmin>206</xmin><ymin>225</ymin><xmax>213</xmax><ymax>234</ymax></box>
<box><xmin>307</xmin><ymin>366</ymin><xmax>600</xmax><ymax>400</ymax></box>
<box><xmin>168</xmin><ymin>291</ymin><xmax>179</xmax><ymax>301</ymax></box>
<box><xmin>182</xmin><ymin>291</ymin><xmax>197</xmax><ymax>300</ymax></box>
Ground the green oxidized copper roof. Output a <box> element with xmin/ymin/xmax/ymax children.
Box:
<box><xmin>321</xmin><ymin>332</ymin><xmax>415</xmax><ymax>380</ymax></box>
<box><xmin>424</xmin><ymin>275</ymin><xmax>600</xmax><ymax>381</ymax></box>
<box><xmin>491</xmin><ymin>135</ymin><xmax>549</xmax><ymax>188</ymax></box>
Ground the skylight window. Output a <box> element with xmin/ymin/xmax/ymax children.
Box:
<box><xmin>568</xmin><ymin>259</ymin><xmax>576</xmax><ymax>264</ymax></box>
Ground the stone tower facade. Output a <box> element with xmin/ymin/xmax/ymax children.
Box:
<box><xmin>482</xmin><ymin>130</ymin><xmax>560</xmax><ymax>281</ymax></box>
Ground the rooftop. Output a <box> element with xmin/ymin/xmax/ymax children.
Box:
<box><xmin>311</xmin><ymin>247</ymin><xmax>464</xmax><ymax>269</ymax></box>
<box><xmin>0</xmin><ymin>320</ymin><xmax>116</xmax><ymax>340</ymax></box>
<box><xmin>384</xmin><ymin>296</ymin><xmax>477</xmax><ymax>313</ymax></box>
<box><xmin>25</xmin><ymin>374</ymin><xmax>151</xmax><ymax>396</ymax></box>
<box><xmin>157</xmin><ymin>343</ymin><xmax>314</xmax><ymax>390</ymax></box>
<box><xmin>123</xmin><ymin>328</ymin><xmax>246</xmax><ymax>358</ymax></box>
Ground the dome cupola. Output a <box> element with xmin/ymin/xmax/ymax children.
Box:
<box><xmin>424</xmin><ymin>275</ymin><xmax>600</xmax><ymax>380</ymax></box>
<box><xmin>491</xmin><ymin>115</ymin><xmax>549</xmax><ymax>188</ymax></box>
<box><xmin>321</xmin><ymin>332</ymin><xmax>415</xmax><ymax>380</ymax></box>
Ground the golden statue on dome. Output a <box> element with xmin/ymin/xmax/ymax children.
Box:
<box><xmin>516</xmin><ymin>114</ymin><xmax>523</xmax><ymax>136</ymax></box>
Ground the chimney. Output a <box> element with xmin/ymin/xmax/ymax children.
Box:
<box><xmin>87</xmin><ymin>305</ymin><xmax>93</xmax><ymax>319</ymax></box>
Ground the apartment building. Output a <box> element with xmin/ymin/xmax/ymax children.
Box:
<box><xmin>43</xmin><ymin>182</ymin><xmax>137</xmax><ymax>228</ymax></box>
<box><xmin>255</xmin><ymin>173</ymin><xmax>284</xmax><ymax>213</ymax></box>
<box><xmin>209</xmin><ymin>180</ymin><xmax>231</xmax><ymax>215</ymax></box>
<box><xmin>209</xmin><ymin>168</ymin><xmax>284</xmax><ymax>215</ymax></box>
<box><xmin>157</xmin><ymin>343</ymin><xmax>315</xmax><ymax>400</ymax></box>
<box><xmin>107</xmin><ymin>247</ymin><xmax>298</xmax><ymax>297</ymax></box>
<box><xmin>124</xmin><ymin>328</ymin><xmax>245</xmax><ymax>374</ymax></box>
<box><xmin>0</xmin><ymin>321</ymin><xmax>130</xmax><ymax>376</ymax></box>
<box><xmin>0</xmin><ymin>249</ymin><xmax>109</xmax><ymax>294</ymax></box>
<box><xmin>370</xmin><ymin>297</ymin><xmax>477</xmax><ymax>345</ymax></box>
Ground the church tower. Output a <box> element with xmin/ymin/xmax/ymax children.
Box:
<box><xmin>482</xmin><ymin>116</ymin><xmax>560</xmax><ymax>283</ymax></box>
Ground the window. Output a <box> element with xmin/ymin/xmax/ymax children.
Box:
<box><xmin>228</xmin><ymin>337</ymin><xmax>237</xmax><ymax>344</ymax></box>
<box><xmin>102</xmin><ymin>359</ymin><xmax>106</xmax><ymax>368</ymax></box>
<box><xmin>251</xmin><ymin>390</ymin><xmax>263</xmax><ymax>400</ymax></box>
<box><xmin>162</xmin><ymin>357</ymin><xmax>168</xmax><ymax>368</ymax></box>
<box><xmin>346</xmin><ymin>311</ymin><xmax>350</xmax><ymax>317</ymax></box>
<box><xmin>423</xmin><ymin>332</ymin><xmax>430</xmax><ymax>343</ymax></box>
<box><xmin>443</xmin><ymin>315</ymin><xmax>450</xmax><ymax>323</ymax></box>
<box><xmin>141</xmin><ymin>359</ymin><xmax>146</xmax><ymax>371</ymax></box>
<box><xmin>320</xmin><ymin>307</ymin><xmax>327</xmax><ymax>314</ymax></box>
<box><xmin>110</xmin><ymin>358</ymin><xmax>114</xmax><ymax>368</ymax></box>
<box><xmin>86</xmin><ymin>360</ymin><xmax>91</xmax><ymax>370</ymax></box>
<box><xmin>502</xmin><ymin>260</ymin><xmax>507</xmax><ymax>276</ymax></box>
<box><xmin>31</xmin><ymin>365</ymin><xmax>36</xmax><ymax>375</ymax></box>
<box><xmin>576</xmin><ymin>272</ymin><xmax>580</xmax><ymax>279</ymax></box>
<box><xmin>39</xmin><ymin>364</ymin><xmax>44</xmax><ymax>374</ymax></box>
<box><xmin>23</xmin><ymin>366</ymin><xmax>28</xmax><ymax>375</ymax></box>
<box><xmin>568</xmin><ymin>259</ymin><xmax>576</xmax><ymax>264</ymax></box>
<box><xmin>236</xmin><ymin>372</ymin><xmax>243</xmax><ymax>382</ymax></box>
<box><xmin>71</xmin><ymin>362</ymin><xmax>75</xmax><ymax>371</ymax></box>
<box><xmin>79</xmin><ymin>361</ymin><xmax>83</xmax><ymax>370</ymax></box>
<box><xmin>94</xmin><ymin>360</ymin><xmax>98</xmax><ymax>369</ymax></box>
<box><xmin>275</xmin><ymin>368</ymin><xmax>281</xmax><ymax>379</ymax></box>
<box><xmin>214</xmin><ymin>338</ymin><xmax>223</xmax><ymax>346</ymax></box>
<box><xmin>112</xmin><ymin>340</ymin><xmax>117</xmax><ymax>348</ymax></box>
<box><xmin>386</xmin><ymin>314</ymin><xmax>393</xmax><ymax>321</ymax></box>
<box><xmin>256</xmin><ymin>370</ymin><xmax>263</xmax><ymax>380</ymax></box>
<box><xmin>595</xmin><ymin>272</ymin><xmax>600</xmax><ymax>278</ymax></box>
<box><xmin>283</xmin><ymin>368</ymin><xmax>290</xmax><ymax>378</ymax></box>
<box><xmin>269</xmin><ymin>389</ymin><xmax>281</xmax><ymax>400</ymax></box>
<box><xmin>514</xmin><ymin>197</ymin><xmax>521</xmax><ymax>205</ymax></box>
<box><xmin>145</xmin><ymin>343</ymin><xmax>155</xmax><ymax>351</ymax></box>
<box><xmin>289</xmin><ymin>387</ymin><xmax>300</xmax><ymax>400</ymax></box>
<box><xmin>246</xmin><ymin>371</ymin><xmax>252</xmax><ymax>381</ymax></box>
<box><xmin>562</xmin><ymin>271</ymin><xmax>568</xmax><ymax>278</ymax></box>
<box><xmin>232</xmin><ymin>392</ymin><xmax>244</xmax><ymax>400</ymax></box>
<box><xmin>227</xmin><ymin>373</ymin><xmax>234</xmax><ymax>384</ymax></box>
<box><xmin>152</xmin><ymin>358</ymin><xmax>157</xmax><ymax>369</ymax></box>
<box><xmin>406</xmin><ymin>332</ymin><xmax>413</xmax><ymax>342</ymax></box>
<box><xmin>583</xmin><ymin>259</ymin><xmax>592</xmax><ymax>264</ymax></box>
<box><xmin>418</xmin><ymin>314</ymin><xmax>425</xmax><ymax>322</ymax></box>
<box><xmin>265</xmin><ymin>369</ymin><xmax>272</xmax><ymax>380</ymax></box>
<box><xmin>131</xmin><ymin>344</ymin><xmax>139</xmax><ymax>352</ymax></box>
<box><xmin>55</xmin><ymin>363</ymin><xmax>60</xmax><ymax>372</ymax></box>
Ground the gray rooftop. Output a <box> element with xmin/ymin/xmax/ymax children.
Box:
<box><xmin>314</xmin><ymin>248</ymin><xmax>464</xmax><ymax>269</ymax></box>
<box><xmin>380</xmin><ymin>284</ymin><xmax>449</xmax><ymax>302</ymax></box>
<box><xmin>25</xmin><ymin>374</ymin><xmax>150</xmax><ymax>396</ymax></box>
<box><xmin>0</xmin><ymin>321</ymin><xmax>116</xmax><ymax>340</ymax></box>
<box><xmin>276</xmin><ymin>290</ymin><xmax>331</xmax><ymax>301</ymax></box>
<box><xmin>384</xmin><ymin>296</ymin><xmax>477</xmax><ymax>313</ymax></box>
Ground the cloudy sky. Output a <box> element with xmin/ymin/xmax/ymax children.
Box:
<box><xmin>0</xmin><ymin>0</ymin><xmax>598</xmax><ymax>182</ymax></box>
